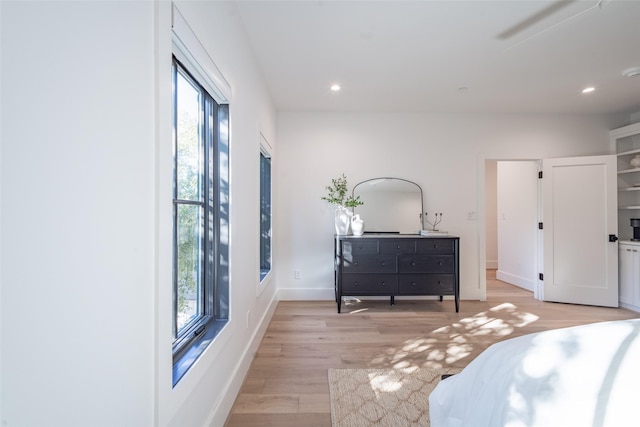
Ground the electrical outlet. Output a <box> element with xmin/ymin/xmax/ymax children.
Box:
<box><xmin>467</xmin><ymin>211</ymin><xmax>477</xmax><ymax>220</ymax></box>
<box><xmin>294</xmin><ymin>270</ymin><xmax>301</xmax><ymax>279</ymax></box>
<box><xmin>246</xmin><ymin>310</ymin><xmax>251</xmax><ymax>328</ymax></box>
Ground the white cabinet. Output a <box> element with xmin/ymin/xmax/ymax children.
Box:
<box><xmin>612</xmin><ymin>123</ymin><xmax>640</xmax><ymax>311</ymax></box>
<box><xmin>612</xmin><ymin>122</ymin><xmax>640</xmax><ymax>241</ymax></box>
<box><xmin>619</xmin><ymin>241</ymin><xmax>640</xmax><ymax>312</ymax></box>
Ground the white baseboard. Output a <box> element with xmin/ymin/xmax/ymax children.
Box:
<box><xmin>278</xmin><ymin>287</ymin><xmax>335</xmax><ymax>300</ymax></box>
<box><xmin>206</xmin><ymin>292</ymin><xmax>280</xmax><ymax>427</ymax></box>
<box><xmin>496</xmin><ymin>270</ymin><xmax>534</xmax><ymax>292</ymax></box>
<box><xmin>277</xmin><ymin>288</ymin><xmax>483</xmax><ymax>306</ymax></box>
<box><xmin>278</xmin><ymin>288</ymin><xmax>462</xmax><ymax>301</ymax></box>
<box><xmin>486</xmin><ymin>260</ymin><xmax>498</xmax><ymax>269</ymax></box>
<box><xmin>620</xmin><ymin>301</ymin><xmax>640</xmax><ymax>313</ymax></box>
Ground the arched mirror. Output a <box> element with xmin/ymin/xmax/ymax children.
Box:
<box><xmin>352</xmin><ymin>177</ymin><xmax>424</xmax><ymax>234</ymax></box>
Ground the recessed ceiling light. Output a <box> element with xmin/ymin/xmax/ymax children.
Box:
<box><xmin>582</xmin><ymin>87</ymin><xmax>595</xmax><ymax>94</ymax></box>
<box><xmin>330</xmin><ymin>84</ymin><xmax>341</xmax><ymax>92</ymax></box>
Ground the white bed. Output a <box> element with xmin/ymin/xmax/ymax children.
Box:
<box><xmin>429</xmin><ymin>319</ymin><xmax>640</xmax><ymax>427</ymax></box>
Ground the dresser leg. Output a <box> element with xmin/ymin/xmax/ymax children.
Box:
<box><xmin>390</xmin><ymin>296</ymin><xmax>395</xmax><ymax>305</ymax></box>
<box><xmin>439</xmin><ymin>295</ymin><xmax>443</xmax><ymax>301</ymax></box>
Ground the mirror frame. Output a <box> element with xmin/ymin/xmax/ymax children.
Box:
<box><xmin>352</xmin><ymin>177</ymin><xmax>424</xmax><ymax>234</ymax></box>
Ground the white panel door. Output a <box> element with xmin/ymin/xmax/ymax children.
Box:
<box><xmin>542</xmin><ymin>155</ymin><xmax>618</xmax><ymax>307</ymax></box>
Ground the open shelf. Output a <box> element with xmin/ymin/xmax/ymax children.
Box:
<box><xmin>618</xmin><ymin>148</ymin><xmax>640</xmax><ymax>157</ymax></box>
<box><xmin>619</xmin><ymin>167</ymin><xmax>640</xmax><ymax>174</ymax></box>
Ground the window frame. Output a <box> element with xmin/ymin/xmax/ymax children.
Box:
<box><xmin>259</xmin><ymin>136</ymin><xmax>272</xmax><ymax>284</ymax></box>
<box><xmin>171</xmin><ymin>56</ymin><xmax>230</xmax><ymax>386</ymax></box>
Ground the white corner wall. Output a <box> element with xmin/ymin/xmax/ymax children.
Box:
<box><xmin>1</xmin><ymin>1</ymin><xmax>277</xmax><ymax>426</ymax></box>
<box><xmin>496</xmin><ymin>161</ymin><xmax>539</xmax><ymax>291</ymax></box>
<box><xmin>275</xmin><ymin>112</ymin><xmax>622</xmax><ymax>302</ymax></box>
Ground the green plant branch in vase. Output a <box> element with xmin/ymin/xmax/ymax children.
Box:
<box><xmin>321</xmin><ymin>174</ymin><xmax>364</xmax><ymax>235</ymax></box>
<box><xmin>321</xmin><ymin>174</ymin><xmax>364</xmax><ymax>210</ymax></box>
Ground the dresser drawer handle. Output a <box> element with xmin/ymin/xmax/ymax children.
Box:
<box><xmin>411</xmin><ymin>282</ymin><xmax>416</xmax><ymax>286</ymax></box>
<box><xmin>382</xmin><ymin>282</ymin><xmax>386</xmax><ymax>286</ymax></box>
<box><xmin>381</xmin><ymin>262</ymin><xmax>386</xmax><ymax>266</ymax></box>
<box><xmin>411</xmin><ymin>262</ymin><xmax>416</xmax><ymax>266</ymax></box>
<box><xmin>354</xmin><ymin>262</ymin><xmax>359</xmax><ymax>266</ymax></box>
<box><xmin>433</xmin><ymin>244</ymin><xmax>439</xmax><ymax>249</ymax></box>
<box><xmin>438</xmin><ymin>261</ymin><xmax>443</xmax><ymax>266</ymax></box>
<box><xmin>396</xmin><ymin>245</ymin><xmax>401</xmax><ymax>249</ymax></box>
<box><xmin>354</xmin><ymin>282</ymin><xmax>359</xmax><ymax>286</ymax></box>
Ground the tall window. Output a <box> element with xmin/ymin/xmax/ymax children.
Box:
<box><xmin>172</xmin><ymin>57</ymin><xmax>229</xmax><ymax>385</ymax></box>
<box><xmin>260</xmin><ymin>142</ymin><xmax>272</xmax><ymax>282</ymax></box>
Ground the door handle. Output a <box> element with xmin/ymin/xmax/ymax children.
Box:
<box><xmin>609</xmin><ymin>234</ymin><xmax>619</xmax><ymax>242</ymax></box>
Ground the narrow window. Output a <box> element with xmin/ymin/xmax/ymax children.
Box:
<box><xmin>260</xmin><ymin>140</ymin><xmax>272</xmax><ymax>282</ymax></box>
<box><xmin>172</xmin><ymin>57</ymin><xmax>229</xmax><ymax>385</ymax></box>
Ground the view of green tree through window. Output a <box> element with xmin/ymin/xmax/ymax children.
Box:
<box><xmin>172</xmin><ymin>56</ymin><xmax>229</xmax><ymax>384</ymax></box>
<box><xmin>175</xmin><ymin>69</ymin><xmax>203</xmax><ymax>332</ymax></box>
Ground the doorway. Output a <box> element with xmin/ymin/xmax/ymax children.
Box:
<box><xmin>482</xmin><ymin>159</ymin><xmax>540</xmax><ymax>300</ymax></box>
<box><xmin>480</xmin><ymin>155</ymin><xmax>618</xmax><ymax>306</ymax></box>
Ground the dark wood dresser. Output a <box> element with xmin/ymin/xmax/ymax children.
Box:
<box><xmin>334</xmin><ymin>234</ymin><xmax>460</xmax><ymax>313</ymax></box>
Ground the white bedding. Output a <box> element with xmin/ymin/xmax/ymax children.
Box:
<box><xmin>429</xmin><ymin>319</ymin><xmax>640</xmax><ymax>427</ymax></box>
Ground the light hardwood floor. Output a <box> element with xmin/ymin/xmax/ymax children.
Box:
<box><xmin>224</xmin><ymin>271</ymin><xmax>639</xmax><ymax>426</ymax></box>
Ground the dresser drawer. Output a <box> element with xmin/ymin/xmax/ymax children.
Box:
<box><xmin>417</xmin><ymin>239</ymin><xmax>454</xmax><ymax>254</ymax></box>
<box><xmin>342</xmin><ymin>240</ymin><xmax>379</xmax><ymax>255</ymax></box>
<box><xmin>343</xmin><ymin>255</ymin><xmax>397</xmax><ymax>273</ymax></box>
<box><xmin>342</xmin><ymin>274</ymin><xmax>398</xmax><ymax>294</ymax></box>
<box><xmin>398</xmin><ymin>255</ymin><xmax>454</xmax><ymax>273</ymax></box>
<box><xmin>335</xmin><ymin>235</ymin><xmax>460</xmax><ymax>313</ymax></box>
<box><xmin>399</xmin><ymin>274</ymin><xmax>454</xmax><ymax>294</ymax></box>
<box><xmin>380</xmin><ymin>239</ymin><xmax>416</xmax><ymax>254</ymax></box>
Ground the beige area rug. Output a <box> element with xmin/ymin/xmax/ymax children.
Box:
<box><xmin>328</xmin><ymin>367</ymin><xmax>462</xmax><ymax>427</ymax></box>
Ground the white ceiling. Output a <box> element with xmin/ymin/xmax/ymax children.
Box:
<box><xmin>234</xmin><ymin>0</ymin><xmax>640</xmax><ymax>115</ymax></box>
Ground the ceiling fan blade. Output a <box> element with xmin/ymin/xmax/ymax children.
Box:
<box><xmin>497</xmin><ymin>0</ymin><xmax>578</xmax><ymax>39</ymax></box>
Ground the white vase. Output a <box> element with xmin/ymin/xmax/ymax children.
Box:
<box><xmin>631</xmin><ymin>155</ymin><xmax>640</xmax><ymax>168</ymax></box>
<box><xmin>334</xmin><ymin>206</ymin><xmax>351</xmax><ymax>235</ymax></box>
<box><xmin>351</xmin><ymin>214</ymin><xmax>364</xmax><ymax>236</ymax></box>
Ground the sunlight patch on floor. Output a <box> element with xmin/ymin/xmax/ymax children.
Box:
<box><xmin>373</xmin><ymin>302</ymin><xmax>540</xmax><ymax>370</ymax></box>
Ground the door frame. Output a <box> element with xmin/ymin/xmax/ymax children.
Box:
<box><xmin>477</xmin><ymin>153</ymin><xmax>547</xmax><ymax>301</ymax></box>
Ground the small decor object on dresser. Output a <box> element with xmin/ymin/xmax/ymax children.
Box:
<box><xmin>321</xmin><ymin>174</ymin><xmax>364</xmax><ymax>235</ymax></box>
<box><xmin>351</xmin><ymin>214</ymin><xmax>364</xmax><ymax>236</ymax></box>
<box><xmin>424</xmin><ymin>212</ymin><xmax>443</xmax><ymax>231</ymax></box>
<box><xmin>334</xmin><ymin>206</ymin><xmax>351</xmax><ymax>236</ymax></box>
<box><xmin>631</xmin><ymin>154</ymin><xmax>640</xmax><ymax>168</ymax></box>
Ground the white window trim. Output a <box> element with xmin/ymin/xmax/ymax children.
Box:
<box><xmin>157</xmin><ymin>3</ymin><xmax>233</xmax><ymax>425</ymax></box>
<box><xmin>171</xmin><ymin>4</ymin><xmax>231</xmax><ymax>104</ymax></box>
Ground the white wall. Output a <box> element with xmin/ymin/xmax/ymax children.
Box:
<box><xmin>485</xmin><ymin>161</ymin><xmax>498</xmax><ymax>269</ymax></box>
<box><xmin>496</xmin><ymin>161</ymin><xmax>539</xmax><ymax>291</ymax></box>
<box><xmin>1</xmin><ymin>1</ymin><xmax>277</xmax><ymax>426</ymax></box>
<box><xmin>276</xmin><ymin>112</ymin><xmax>621</xmax><ymax>302</ymax></box>
<box><xmin>2</xmin><ymin>2</ymin><xmax>155</xmax><ymax>426</ymax></box>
